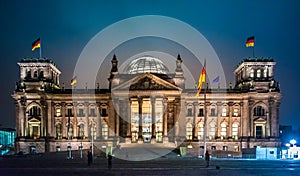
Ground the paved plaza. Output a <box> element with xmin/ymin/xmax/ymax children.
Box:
<box><xmin>1</xmin><ymin>150</ymin><xmax>300</xmax><ymax>176</ymax></box>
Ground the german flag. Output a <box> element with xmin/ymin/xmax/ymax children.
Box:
<box><xmin>195</xmin><ymin>62</ymin><xmax>206</xmax><ymax>97</ymax></box>
<box><xmin>70</xmin><ymin>76</ymin><xmax>77</xmax><ymax>86</ymax></box>
<box><xmin>32</xmin><ymin>38</ymin><xmax>41</xmax><ymax>51</ymax></box>
<box><xmin>245</xmin><ymin>36</ymin><xmax>254</xmax><ymax>47</ymax></box>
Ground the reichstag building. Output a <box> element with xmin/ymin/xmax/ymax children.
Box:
<box><xmin>12</xmin><ymin>54</ymin><xmax>281</xmax><ymax>157</ymax></box>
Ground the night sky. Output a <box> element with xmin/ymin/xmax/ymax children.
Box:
<box><xmin>0</xmin><ymin>1</ymin><xmax>299</xmax><ymax>130</ymax></box>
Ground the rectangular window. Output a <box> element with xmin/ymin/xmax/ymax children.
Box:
<box><xmin>223</xmin><ymin>146</ymin><xmax>228</xmax><ymax>151</ymax></box>
<box><xmin>101</xmin><ymin>109</ymin><xmax>107</xmax><ymax>116</ymax></box>
<box><xmin>211</xmin><ymin>108</ymin><xmax>216</xmax><ymax>116</ymax></box>
<box><xmin>233</xmin><ymin>108</ymin><xmax>239</xmax><ymax>117</ymax></box>
<box><xmin>187</xmin><ymin>108</ymin><xmax>193</xmax><ymax>116</ymax></box>
<box><xmin>222</xmin><ymin>108</ymin><xmax>227</xmax><ymax>116</ymax></box>
<box><xmin>90</xmin><ymin>108</ymin><xmax>96</xmax><ymax>116</ymax></box>
<box><xmin>56</xmin><ymin>109</ymin><xmax>61</xmax><ymax>117</ymax></box>
<box><xmin>211</xmin><ymin>146</ymin><xmax>216</xmax><ymax>150</ymax></box>
<box><xmin>256</xmin><ymin>126</ymin><xmax>262</xmax><ymax>138</ymax></box>
<box><xmin>199</xmin><ymin>108</ymin><xmax>204</xmax><ymax>116</ymax></box>
<box><xmin>78</xmin><ymin>109</ymin><xmax>84</xmax><ymax>117</ymax></box>
<box><xmin>67</xmin><ymin>108</ymin><xmax>72</xmax><ymax>117</ymax></box>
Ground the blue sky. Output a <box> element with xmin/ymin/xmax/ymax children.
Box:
<box><xmin>0</xmin><ymin>0</ymin><xmax>299</xmax><ymax>129</ymax></box>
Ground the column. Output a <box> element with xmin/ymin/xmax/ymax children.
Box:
<box><xmin>151</xmin><ymin>98</ymin><xmax>156</xmax><ymax>137</ymax></box>
<box><xmin>228</xmin><ymin>102</ymin><xmax>233</xmax><ymax>137</ymax></box>
<box><xmin>174</xmin><ymin>98</ymin><xmax>180</xmax><ymax>137</ymax></box>
<box><xmin>47</xmin><ymin>100</ymin><xmax>52</xmax><ymax>137</ymax></box>
<box><xmin>73</xmin><ymin>103</ymin><xmax>77</xmax><ymax>138</ymax></box>
<box><xmin>241</xmin><ymin>100</ymin><xmax>248</xmax><ymax>137</ymax></box>
<box><xmin>114</xmin><ymin>99</ymin><xmax>120</xmax><ymax>137</ymax></box>
<box><xmin>138</xmin><ymin>97</ymin><xmax>143</xmax><ymax>138</ymax></box>
<box><xmin>216</xmin><ymin>102</ymin><xmax>222</xmax><ymax>138</ymax></box>
<box><xmin>193</xmin><ymin>102</ymin><xmax>197</xmax><ymax>139</ymax></box>
<box><xmin>97</xmin><ymin>103</ymin><xmax>101</xmax><ymax>139</ymax></box>
<box><xmin>84</xmin><ymin>102</ymin><xmax>89</xmax><ymax>138</ymax></box>
<box><xmin>127</xmin><ymin>99</ymin><xmax>131</xmax><ymax>137</ymax></box>
<box><xmin>163</xmin><ymin>98</ymin><xmax>168</xmax><ymax>136</ymax></box>
<box><xmin>61</xmin><ymin>102</ymin><xmax>66</xmax><ymax>138</ymax></box>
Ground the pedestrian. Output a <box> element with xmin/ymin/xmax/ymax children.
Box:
<box><xmin>87</xmin><ymin>150</ymin><xmax>93</xmax><ymax>166</ymax></box>
<box><xmin>205</xmin><ymin>150</ymin><xmax>210</xmax><ymax>167</ymax></box>
<box><xmin>107</xmin><ymin>153</ymin><xmax>112</xmax><ymax>170</ymax></box>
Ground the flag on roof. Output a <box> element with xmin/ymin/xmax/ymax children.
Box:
<box><xmin>32</xmin><ymin>38</ymin><xmax>41</xmax><ymax>51</ymax></box>
<box><xmin>245</xmin><ymin>36</ymin><xmax>254</xmax><ymax>47</ymax></box>
<box><xmin>195</xmin><ymin>61</ymin><xmax>206</xmax><ymax>97</ymax></box>
<box><xmin>213</xmin><ymin>76</ymin><xmax>220</xmax><ymax>83</ymax></box>
<box><xmin>70</xmin><ymin>76</ymin><xmax>77</xmax><ymax>86</ymax></box>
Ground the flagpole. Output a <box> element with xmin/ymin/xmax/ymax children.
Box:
<box><xmin>39</xmin><ymin>38</ymin><xmax>42</xmax><ymax>59</ymax></box>
<box><xmin>252</xmin><ymin>45</ymin><xmax>255</xmax><ymax>58</ymax></box>
<box><xmin>203</xmin><ymin>79</ymin><xmax>207</xmax><ymax>157</ymax></box>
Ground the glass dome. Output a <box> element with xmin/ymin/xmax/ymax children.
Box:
<box><xmin>123</xmin><ymin>56</ymin><xmax>169</xmax><ymax>74</ymax></box>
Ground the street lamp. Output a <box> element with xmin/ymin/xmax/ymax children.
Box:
<box><xmin>290</xmin><ymin>139</ymin><xmax>297</xmax><ymax>147</ymax></box>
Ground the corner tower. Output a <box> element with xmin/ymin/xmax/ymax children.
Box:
<box><xmin>234</xmin><ymin>57</ymin><xmax>279</xmax><ymax>92</ymax></box>
<box><xmin>16</xmin><ymin>58</ymin><xmax>61</xmax><ymax>92</ymax></box>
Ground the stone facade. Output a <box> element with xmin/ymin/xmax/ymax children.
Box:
<box><xmin>12</xmin><ymin>56</ymin><xmax>281</xmax><ymax>156</ymax></box>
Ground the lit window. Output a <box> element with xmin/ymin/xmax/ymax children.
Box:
<box><xmin>223</xmin><ymin>146</ymin><xmax>228</xmax><ymax>151</ymax></box>
<box><xmin>257</xmin><ymin>69</ymin><xmax>261</xmax><ymax>78</ymax></box>
<box><xmin>211</xmin><ymin>146</ymin><xmax>216</xmax><ymax>150</ymax></box>
<box><xmin>78</xmin><ymin>124</ymin><xmax>84</xmax><ymax>138</ymax></box>
<box><xmin>56</xmin><ymin>109</ymin><xmax>61</xmax><ymax>117</ymax></box>
<box><xmin>209</xmin><ymin>123</ymin><xmax>215</xmax><ymax>139</ymax></box>
<box><xmin>232</xmin><ymin>123</ymin><xmax>238</xmax><ymax>139</ymax></box>
<box><xmin>263</xmin><ymin>69</ymin><xmax>267</xmax><ymax>77</ymax></box>
<box><xmin>233</xmin><ymin>108</ymin><xmax>239</xmax><ymax>117</ymax></box>
<box><xmin>102</xmin><ymin>123</ymin><xmax>108</xmax><ymax>140</ymax></box>
<box><xmin>186</xmin><ymin>123</ymin><xmax>193</xmax><ymax>140</ymax></box>
<box><xmin>250</xmin><ymin>69</ymin><xmax>254</xmax><ymax>78</ymax></box>
<box><xmin>221</xmin><ymin>123</ymin><xmax>227</xmax><ymax>139</ymax></box>
<box><xmin>222</xmin><ymin>108</ymin><xmax>227</xmax><ymax>116</ymax></box>
<box><xmin>198</xmin><ymin>123</ymin><xmax>204</xmax><ymax>140</ymax></box>
<box><xmin>56</xmin><ymin>124</ymin><xmax>62</xmax><ymax>139</ymax></box>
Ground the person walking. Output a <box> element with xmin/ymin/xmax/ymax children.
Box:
<box><xmin>107</xmin><ymin>153</ymin><xmax>112</xmax><ymax>170</ymax></box>
<box><xmin>205</xmin><ymin>150</ymin><xmax>210</xmax><ymax>167</ymax></box>
<box><xmin>87</xmin><ymin>150</ymin><xmax>93</xmax><ymax>166</ymax></box>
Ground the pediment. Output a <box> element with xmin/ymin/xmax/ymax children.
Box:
<box><xmin>112</xmin><ymin>73</ymin><xmax>181</xmax><ymax>91</ymax></box>
<box><xmin>254</xmin><ymin>117</ymin><xmax>266</xmax><ymax>123</ymax></box>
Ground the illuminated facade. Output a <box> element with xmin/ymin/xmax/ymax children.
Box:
<box><xmin>12</xmin><ymin>55</ymin><xmax>281</xmax><ymax>156</ymax></box>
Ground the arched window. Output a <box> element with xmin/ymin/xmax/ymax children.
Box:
<box><xmin>263</xmin><ymin>69</ymin><xmax>268</xmax><ymax>77</ymax></box>
<box><xmin>197</xmin><ymin>122</ymin><xmax>204</xmax><ymax>140</ymax></box>
<box><xmin>254</xmin><ymin>106</ymin><xmax>265</xmax><ymax>116</ymax></box>
<box><xmin>56</xmin><ymin>124</ymin><xmax>62</xmax><ymax>139</ymax></box>
<box><xmin>55</xmin><ymin>108</ymin><xmax>61</xmax><ymax>117</ymax></box>
<box><xmin>250</xmin><ymin>69</ymin><xmax>254</xmax><ymax>78</ymax></box>
<box><xmin>90</xmin><ymin>122</ymin><xmax>96</xmax><ymax>140</ymax></box>
<box><xmin>39</xmin><ymin>71</ymin><xmax>44</xmax><ymax>78</ymax></box>
<box><xmin>221</xmin><ymin>123</ymin><xmax>227</xmax><ymax>139</ymax></box>
<box><xmin>78</xmin><ymin>124</ymin><xmax>84</xmax><ymax>139</ymax></box>
<box><xmin>67</xmin><ymin>124</ymin><xmax>73</xmax><ymax>139</ymax></box>
<box><xmin>209</xmin><ymin>123</ymin><xmax>216</xmax><ymax>139</ymax></box>
<box><xmin>186</xmin><ymin>123</ymin><xmax>193</xmax><ymax>140</ymax></box>
<box><xmin>29</xmin><ymin>106</ymin><xmax>41</xmax><ymax>116</ymax></box>
<box><xmin>232</xmin><ymin>123</ymin><xmax>239</xmax><ymax>140</ymax></box>
<box><xmin>187</xmin><ymin>105</ymin><xmax>193</xmax><ymax>116</ymax></box>
<box><xmin>257</xmin><ymin>69</ymin><xmax>261</xmax><ymax>78</ymax></box>
<box><xmin>33</xmin><ymin>71</ymin><xmax>38</xmax><ymax>78</ymax></box>
<box><xmin>233</xmin><ymin>108</ymin><xmax>239</xmax><ymax>117</ymax></box>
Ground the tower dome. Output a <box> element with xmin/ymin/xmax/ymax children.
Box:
<box><xmin>123</xmin><ymin>56</ymin><xmax>169</xmax><ymax>74</ymax></box>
